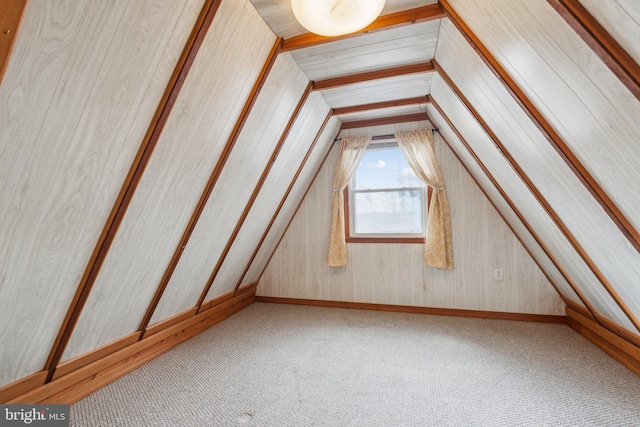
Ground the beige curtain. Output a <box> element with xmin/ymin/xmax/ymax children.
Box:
<box><xmin>327</xmin><ymin>135</ymin><xmax>371</xmax><ymax>267</ymax></box>
<box><xmin>395</xmin><ymin>129</ymin><xmax>453</xmax><ymax>270</ymax></box>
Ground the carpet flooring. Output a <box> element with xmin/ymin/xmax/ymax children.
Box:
<box><xmin>71</xmin><ymin>302</ymin><xmax>640</xmax><ymax>426</ymax></box>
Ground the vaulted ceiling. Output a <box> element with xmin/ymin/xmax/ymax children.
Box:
<box><xmin>1</xmin><ymin>0</ymin><xmax>639</xmax><ymax>403</ymax></box>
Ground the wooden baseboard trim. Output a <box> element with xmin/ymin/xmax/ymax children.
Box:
<box><xmin>566</xmin><ymin>307</ymin><xmax>640</xmax><ymax>377</ymax></box>
<box><xmin>255</xmin><ymin>296</ymin><xmax>568</xmax><ymax>323</ymax></box>
<box><xmin>559</xmin><ymin>295</ymin><xmax>595</xmax><ymax>321</ymax></box>
<box><xmin>143</xmin><ymin>308</ymin><xmax>198</xmax><ymax>338</ymax></box>
<box><xmin>0</xmin><ymin>371</ymin><xmax>47</xmax><ymax>403</ymax></box>
<box><xmin>4</xmin><ymin>290</ymin><xmax>255</xmax><ymax>404</ymax></box>
<box><xmin>52</xmin><ymin>332</ymin><xmax>140</xmax><ymax>381</ymax></box>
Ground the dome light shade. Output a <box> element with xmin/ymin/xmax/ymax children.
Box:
<box><xmin>291</xmin><ymin>0</ymin><xmax>386</xmax><ymax>37</ymax></box>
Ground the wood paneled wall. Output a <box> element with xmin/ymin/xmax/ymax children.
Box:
<box><xmin>429</xmin><ymin>75</ymin><xmax>637</xmax><ymax>332</ymax></box>
<box><xmin>258</xmin><ymin>121</ymin><xmax>565</xmax><ymax>316</ymax></box>
<box><xmin>0</xmin><ymin>0</ymin><xmax>205</xmax><ymax>388</ymax></box>
<box><xmin>61</xmin><ymin>0</ymin><xmax>277</xmax><ymax>362</ymax></box>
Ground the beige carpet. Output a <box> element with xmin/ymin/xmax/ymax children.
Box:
<box><xmin>71</xmin><ymin>302</ymin><xmax>640</xmax><ymax>426</ymax></box>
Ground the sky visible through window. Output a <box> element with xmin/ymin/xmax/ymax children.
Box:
<box><xmin>352</xmin><ymin>145</ymin><xmax>424</xmax><ymax>235</ymax></box>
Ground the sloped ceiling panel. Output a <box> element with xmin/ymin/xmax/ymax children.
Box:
<box><xmin>240</xmin><ymin>117</ymin><xmax>341</xmax><ymax>287</ymax></box>
<box><xmin>204</xmin><ymin>92</ymin><xmax>333</xmax><ymax>302</ymax></box>
<box><xmin>148</xmin><ymin>52</ymin><xmax>309</xmax><ymax>322</ymax></box>
<box><xmin>0</xmin><ymin>0</ymin><xmax>204</xmax><ymax>387</ymax></box>
<box><xmin>426</xmin><ymin>104</ymin><xmax>583</xmax><ymax>307</ymax></box>
<box><xmin>430</xmin><ymin>75</ymin><xmax>639</xmax><ymax>334</ymax></box>
<box><xmin>446</xmin><ymin>0</ymin><xmax>640</xmax><ymax>238</ymax></box>
<box><xmin>291</xmin><ymin>20</ymin><xmax>440</xmax><ymax>80</ymax></box>
<box><xmin>578</xmin><ymin>0</ymin><xmax>640</xmax><ymax>65</ymax></box>
<box><xmin>319</xmin><ymin>73</ymin><xmax>432</xmax><ymax>108</ymax></box>
<box><xmin>62</xmin><ymin>0</ymin><xmax>277</xmax><ymax>362</ymax></box>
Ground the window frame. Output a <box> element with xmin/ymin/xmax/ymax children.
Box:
<box><xmin>344</xmin><ymin>141</ymin><xmax>430</xmax><ymax>244</ymax></box>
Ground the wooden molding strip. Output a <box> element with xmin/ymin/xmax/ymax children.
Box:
<box><xmin>340</xmin><ymin>112</ymin><xmax>429</xmax><ymax>130</ymax></box>
<box><xmin>194</xmin><ymin>83</ymin><xmax>313</xmax><ymax>311</ymax></box>
<box><xmin>232</xmin><ymin>112</ymin><xmax>335</xmax><ymax>295</ymax></box>
<box><xmin>138</xmin><ymin>38</ymin><xmax>283</xmax><ymax>335</ymax></box>
<box><xmin>0</xmin><ymin>0</ymin><xmax>28</xmax><ymax>85</ymax></box>
<box><xmin>566</xmin><ymin>307</ymin><xmax>640</xmax><ymax>377</ymax></box>
<box><xmin>313</xmin><ymin>61</ymin><xmax>435</xmax><ymax>91</ymax></box>
<box><xmin>593</xmin><ymin>313</ymin><xmax>640</xmax><ymax>349</ymax></box>
<box><xmin>6</xmin><ymin>288</ymin><xmax>255</xmax><ymax>404</ymax></box>
<box><xmin>434</xmin><ymin>60</ymin><xmax>640</xmax><ymax>333</ymax></box>
<box><xmin>559</xmin><ymin>295</ymin><xmax>595</xmax><ymax>321</ymax></box>
<box><xmin>43</xmin><ymin>0</ymin><xmax>224</xmax><ymax>382</ymax></box>
<box><xmin>440</xmin><ymin>0</ymin><xmax>640</xmax><ymax>254</ymax></box>
<box><xmin>256</xmin><ymin>296</ymin><xmax>568</xmax><ymax>324</ymax></box>
<box><xmin>547</xmin><ymin>0</ymin><xmax>640</xmax><ymax>102</ymax></box>
<box><xmin>248</xmin><ymin>128</ymin><xmax>339</xmax><ymax>287</ymax></box>
<box><xmin>429</xmin><ymin>95</ymin><xmax>597</xmax><ymax>321</ymax></box>
<box><xmin>142</xmin><ymin>308</ymin><xmax>197</xmax><ymax>338</ymax></box>
<box><xmin>0</xmin><ymin>371</ymin><xmax>47</xmax><ymax>404</ymax></box>
<box><xmin>52</xmin><ymin>332</ymin><xmax>139</xmax><ymax>381</ymax></box>
<box><xmin>281</xmin><ymin>4</ymin><xmax>445</xmax><ymax>52</ymax></box>
<box><xmin>332</xmin><ymin>96</ymin><xmax>429</xmax><ymax>116</ymax></box>
<box><xmin>436</xmin><ymin>128</ymin><xmax>582</xmax><ymax>311</ymax></box>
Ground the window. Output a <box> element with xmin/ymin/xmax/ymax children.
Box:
<box><xmin>345</xmin><ymin>140</ymin><xmax>427</xmax><ymax>243</ymax></box>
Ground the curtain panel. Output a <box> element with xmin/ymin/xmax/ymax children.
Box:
<box><xmin>395</xmin><ymin>129</ymin><xmax>454</xmax><ymax>270</ymax></box>
<box><xmin>327</xmin><ymin>135</ymin><xmax>371</xmax><ymax>267</ymax></box>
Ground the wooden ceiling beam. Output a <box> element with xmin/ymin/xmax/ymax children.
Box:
<box><xmin>440</xmin><ymin>0</ymin><xmax>640</xmax><ymax>254</ymax></box>
<box><xmin>0</xmin><ymin>0</ymin><xmax>28</xmax><ymax>85</ymax></box>
<box><xmin>547</xmin><ymin>0</ymin><xmax>640</xmax><ymax>102</ymax></box>
<box><xmin>281</xmin><ymin>4</ymin><xmax>445</xmax><ymax>52</ymax></box>
<box><xmin>332</xmin><ymin>96</ymin><xmax>429</xmax><ymax>116</ymax></box>
<box><xmin>340</xmin><ymin>112</ymin><xmax>429</xmax><ymax>130</ymax></box>
<box><xmin>314</xmin><ymin>61</ymin><xmax>434</xmax><ymax>91</ymax></box>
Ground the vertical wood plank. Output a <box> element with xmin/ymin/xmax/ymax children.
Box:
<box><xmin>0</xmin><ymin>0</ymin><xmax>28</xmax><ymax>84</ymax></box>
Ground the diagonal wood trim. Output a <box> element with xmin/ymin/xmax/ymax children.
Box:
<box><xmin>249</xmin><ymin>126</ymin><xmax>339</xmax><ymax>288</ymax></box>
<box><xmin>6</xmin><ymin>288</ymin><xmax>256</xmax><ymax>404</ymax></box>
<box><xmin>43</xmin><ymin>0</ymin><xmax>224</xmax><ymax>383</ymax></box>
<box><xmin>333</xmin><ymin>96</ymin><xmax>429</xmax><ymax>116</ymax></box>
<box><xmin>0</xmin><ymin>0</ymin><xmax>28</xmax><ymax>85</ymax></box>
<box><xmin>313</xmin><ymin>61</ymin><xmax>435</xmax><ymax>91</ymax></box>
<box><xmin>138</xmin><ymin>38</ymin><xmax>283</xmax><ymax>335</ymax></box>
<box><xmin>560</xmin><ymin>295</ymin><xmax>595</xmax><ymax>321</ymax></box>
<box><xmin>434</xmin><ymin>61</ymin><xmax>640</xmax><ymax>332</ymax></box>
<box><xmin>233</xmin><ymin>112</ymin><xmax>334</xmax><ymax>295</ymax></box>
<box><xmin>429</xmin><ymin>93</ymin><xmax>598</xmax><ymax>323</ymax></box>
<box><xmin>436</xmin><ymin>127</ymin><xmax>582</xmax><ymax>314</ymax></box>
<box><xmin>440</xmin><ymin>0</ymin><xmax>640</xmax><ymax>254</ymax></box>
<box><xmin>340</xmin><ymin>112</ymin><xmax>429</xmax><ymax>129</ymax></box>
<box><xmin>193</xmin><ymin>82</ymin><xmax>314</xmax><ymax>311</ymax></box>
<box><xmin>256</xmin><ymin>297</ymin><xmax>568</xmax><ymax>324</ymax></box>
<box><xmin>547</xmin><ymin>0</ymin><xmax>640</xmax><ymax>102</ymax></box>
<box><xmin>281</xmin><ymin>4</ymin><xmax>445</xmax><ymax>52</ymax></box>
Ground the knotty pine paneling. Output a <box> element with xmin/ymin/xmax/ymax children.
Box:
<box><xmin>446</xmin><ymin>0</ymin><xmax>640</xmax><ymax>235</ymax></box>
<box><xmin>62</xmin><ymin>0</ymin><xmax>277</xmax><ymax>362</ymax></box>
<box><xmin>250</xmin><ymin>0</ymin><xmax>435</xmax><ymax>39</ymax></box>
<box><xmin>436</xmin><ymin>19</ymin><xmax>640</xmax><ymax>331</ymax></box>
<box><xmin>204</xmin><ymin>93</ymin><xmax>332</xmax><ymax>302</ymax></box>
<box><xmin>0</xmin><ymin>0</ymin><xmax>204</xmax><ymax>387</ymax></box>
<box><xmin>242</xmin><ymin>117</ymin><xmax>341</xmax><ymax>287</ymax></box>
<box><xmin>319</xmin><ymin>73</ymin><xmax>433</xmax><ymax>108</ymax></box>
<box><xmin>258</xmin><ymin>120</ymin><xmax>564</xmax><ymax>315</ymax></box>
<box><xmin>291</xmin><ymin>20</ymin><xmax>440</xmax><ymax>81</ymax></box>
<box><xmin>148</xmin><ymin>53</ymin><xmax>310</xmax><ymax>323</ymax></box>
<box><xmin>578</xmin><ymin>0</ymin><xmax>640</xmax><ymax>66</ymax></box>
<box><xmin>426</xmin><ymin>104</ymin><xmax>583</xmax><ymax>308</ymax></box>
<box><xmin>430</xmin><ymin>75</ymin><xmax>638</xmax><ymax>332</ymax></box>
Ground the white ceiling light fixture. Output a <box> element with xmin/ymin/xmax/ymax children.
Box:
<box><xmin>291</xmin><ymin>0</ymin><xmax>386</xmax><ymax>37</ymax></box>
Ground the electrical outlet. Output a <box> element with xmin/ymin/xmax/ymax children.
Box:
<box><xmin>494</xmin><ymin>269</ymin><xmax>504</xmax><ymax>280</ymax></box>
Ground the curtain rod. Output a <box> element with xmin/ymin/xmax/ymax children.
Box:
<box><xmin>334</xmin><ymin>129</ymin><xmax>438</xmax><ymax>142</ymax></box>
